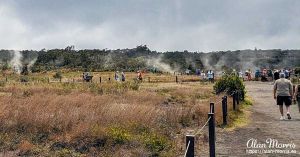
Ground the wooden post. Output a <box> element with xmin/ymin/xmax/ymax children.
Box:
<box><xmin>185</xmin><ymin>135</ymin><xmax>195</xmax><ymax>157</ymax></box>
<box><xmin>236</xmin><ymin>90</ymin><xmax>240</xmax><ymax>105</ymax></box>
<box><xmin>99</xmin><ymin>77</ymin><xmax>102</xmax><ymax>83</ymax></box>
<box><xmin>210</xmin><ymin>103</ymin><xmax>215</xmax><ymax>113</ymax></box>
<box><xmin>208</xmin><ymin>112</ymin><xmax>216</xmax><ymax>157</ymax></box>
<box><xmin>176</xmin><ymin>75</ymin><xmax>178</xmax><ymax>83</ymax></box>
<box><xmin>233</xmin><ymin>92</ymin><xmax>236</xmax><ymax>111</ymax></box>
<box><xmin>222</xmin><ymin>96</ymin><xmax>228</xmax><ymax>126</ymax></box>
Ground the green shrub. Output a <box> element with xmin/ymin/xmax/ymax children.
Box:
<box><xmin>53</xmin><ymin>71</ymin><xmax>63</xmax><ymax>79</ymax></box>
<box><xmin>214</xmin><ymin>74</ymin><xmax>245</xmax><ymax>100</ymax></box>
<box><xmin>143</xmin><ymin>133</ymin><xmax>169</xmax><ymax>153</ymax></box>
<box><xmin>1</xmin><ymin>62</ymin><xmax>9</xmax><ymax>71</ymax></box>
<box><xmin>108</xmin><ymin>127</ymin><xmax>131</xmax><ymax>144</ymax></box>
<box><xmin>20</xmin><ymin>76</ymin><xmax>30</xmax><ymax>82</ymax></box>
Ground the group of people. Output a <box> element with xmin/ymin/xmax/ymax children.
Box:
<box><xmin>114</xmin><ymin>71</ymin><xmax>144</xmax><ymax>82</ymax></box>
<box><xmin>273</xmin><ymin>72</ymin><xmax>300</xmax><ymax>120</ymax></box>
<box><xmin>199</xmin><ymin>70</ymin><xmax>215</xmax><ymax>82</ymax></box>
<box><xmin>114</xmin><ymin>71</ymin><xmax>126</xmax><ymax>82</ymax></box>
<box><xmin>273</xmin><ymin>69</ymin><xmax>292</xmax><ymax>80</ymax></box>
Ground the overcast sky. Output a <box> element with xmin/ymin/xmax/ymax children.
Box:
<box><xmin>0</xmin><ymin>0</ymin><xmax>300</xmax><ymax>52</ymax></box>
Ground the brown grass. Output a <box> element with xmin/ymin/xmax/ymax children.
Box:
<box><xmin>0</xmin><ymin>72</ymin><xmax>229</xmax><ymax>156</ymax></box>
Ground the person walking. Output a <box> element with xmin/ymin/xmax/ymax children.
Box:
<box><xmin>114</xmin><ymin>71</ymin><xmax>119</xmax><ymax>81</ymax></box>
<box><xmin>273</xmin><ymin>73</ymin><xmax>293</xmax><ymax>120</ymax></box>
<box><xmin>274</xmin><ymin>70</ymin><xmax>280</xmax><ymax>81</ymax></box>
<box><xmin>137</xmin><ymin>71</ymin><xmax>143</xmax><ymax>81</ymax></box>
<box><xmin>207</xmin><ymin>70</ymin><xmax>214</xmax><ymax>83</ymax></box>
<box><xmin>121</xmin><ymin>72</ymin><xmax>125</xmax><ymax>82</ymax></box>
<box><xmin>293</xmin><ymin>84</ymin><xmax>300</xmax><ymax>113</ymax></box>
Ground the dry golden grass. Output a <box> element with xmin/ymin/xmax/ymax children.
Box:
<box><xmin>0</xmin><ymin>72</ymin><xmax>230</xmax><ymax>156</ymax></box>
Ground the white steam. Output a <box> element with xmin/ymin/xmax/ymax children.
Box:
<box><xmin>28</xmin><ymin>58</ymin><xmax>37</xmax><ymax>69</ymax></box>
<box><xmin>146</xmin><ymin>56</ymin><xmax>177</xmax><ymax>73</ymax></box>
<box><xmin>9</xmin><ymin>50</ymin><xmax>37</xmax><ymax>74</ymax></box>
<box><xmin>10</xmin><ymin>50</ymin><xmax>23</xmax><ymax>74</ymax></box>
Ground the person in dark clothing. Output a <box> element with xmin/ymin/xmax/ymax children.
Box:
<box><xmin>274</xmin><ymin>70</ymin><xmax>280</xmax><ymax>81</ymax></box>
<box><xmin>121</xmin><ymin>72</ymin><xmax>125</xmax><ymax>82</ymax></box>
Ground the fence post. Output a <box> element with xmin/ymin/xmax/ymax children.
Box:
<box><xmin>222</xmin><ymin>96</ymin><xmax>228</xmax><ymax>126</ymax></box>
<box><xmin>176</xmin><ymin>75</ymin><xmax>178</xmax><ymax>83</ymax></box>
<box><xmin>236</xmin><ymin>90</ymin><xmax>240</xmax><ymax>105</ymax></box>
<box><xmin>99</xmin><ymin>77</ymin><xmax>102</xmax><ymax>83</ymax></box>
<box><xmin>208</xmin><ymin>112</ymin><xmax>216</xmax><ymax>157</ymax></box>
<box><xmin>233</xmin><ymin>92</ymin><xmax>236</xmax><ymax>110</ymax></box>
<box><xmin>185</xmin><ymin>135</ymin><xmax>195</xmax><ymax>157</ymax></box>
<box><xmin>210</xmin><ymin>103</ymin><xmax>215</xmax><ymax>113</ymax></box>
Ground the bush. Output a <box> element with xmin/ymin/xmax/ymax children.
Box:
<box><xmin>53</xmin><ymin>71</ymin><xmax>63</xmax><ymax>79</ymax></box>
<box><xmin>1</xmin><ymin>62</ymin><xmax>9</xmax><ymax>71</ymax></box>
<box><xmin>108</xmin><ymin>127</ymin><xmax>131</xmax><ymax>144</ymax></box>
<box><xmin>143</xmin><ymin>133</ymin><xmax>169</xmax><ymax>154</ymax></box>
<box><xmin>214</xmin><ymin>74</ymin><xmax>246</xmax><ymax>100</ymax></box>
<box><xmin>20</xmin><ymin>76</ymin><xmax>30</xmax><ymax>82</ymax></box>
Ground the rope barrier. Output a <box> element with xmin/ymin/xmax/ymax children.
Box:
<box><xmin>194</xmin><ymin>116</ymin><xmax>211</xmax><ymax>135</ymax></box>
<box><xmin>214</xmin><ymin>99</ymin><xmax>223</xmax><ymax>105</ymax></box>
<box><xmin>184</xmin><ymin>141</ymin><xmax>191</xmax><ymax>157</ymax></box>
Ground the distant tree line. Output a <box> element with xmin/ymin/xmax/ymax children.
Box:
<box><xmin>0</xmin><ymin>46</ymin><xmax>299</xmax><ymax>73</ymax></box>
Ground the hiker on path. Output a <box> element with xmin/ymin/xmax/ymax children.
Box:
<box><xmin>121</xmin><ymin>72</ymin><xmax>125</xmax><ymax>82</ymax></box>
<box><xmin>201</xmin><ymin>70</ymin><xmax>206</xmax><ymax>80</ymax></box>
<box><xmin>274</xmin><ymin>73</ymin><xmax>293</xmax><ymax>120</ymax></box>
<box><xmin>274</xmin><ymin>70</ymin><xmax>280</xmax><ymax>81</ymax></box>
<box><xmin>137</xmin><ymin>71</ymin><xmax>143</xmax><ymax>81</ymax></box>
<box><xmin>115</xmin><ymin>71</ymin><xmax>119</xmax><ymax>81</ymax></box>
<box><xmin>207</xmin><ymin>70</ymin><xmax>214</xmax><ymax>83</ymax></box>
<box><xmin>284</xmin><ymin>69</ymin><xmax>290</xmax><ymax>79</ymax></box>
<box><xmin>293</xmin><ymin>84</ymin><xmax>300</xmax><ymax>113</ymax></box>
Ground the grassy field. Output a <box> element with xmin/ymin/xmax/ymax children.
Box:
<box><xmin>0</xmin><ymin>71</ymin><xmax>230</xmax><ymax>156</ymax></box>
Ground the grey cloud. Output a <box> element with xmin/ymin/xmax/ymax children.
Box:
<box><xmin>0</xmin><ymin>0</ymin><xmax>300</xmax><ymax>51</ymax></box>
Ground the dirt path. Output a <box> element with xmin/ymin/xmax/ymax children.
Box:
<box><xmin>214</xmin><ymin>82</ymin><xmax>300</xmax><ymax>157</ymax></box>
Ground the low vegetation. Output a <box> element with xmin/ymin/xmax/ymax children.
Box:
<box><xmin>213</xmin><ymin>74</ymin><xmax>246</xmax><ymax>100</ymax></box>
<box><xmin>226</xmin><ymin>96</ymin><xmax>253</xmax><ymax>130</ymax></box>
<box><xmin>0</xmin><ymin>71</ymin><xmax>226</xmax><ymax>156</ymax></box>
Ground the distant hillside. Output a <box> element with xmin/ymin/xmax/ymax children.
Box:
<box><xmin>0</xmin><ymin>46</ymin><xmax>299</xmax><ymax>73</ymax></box>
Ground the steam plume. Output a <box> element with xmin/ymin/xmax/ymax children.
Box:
<box><xmin>10</xmin><ymin>50</ymin><xmax>23</xmax><ymax>74</ymax></box>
